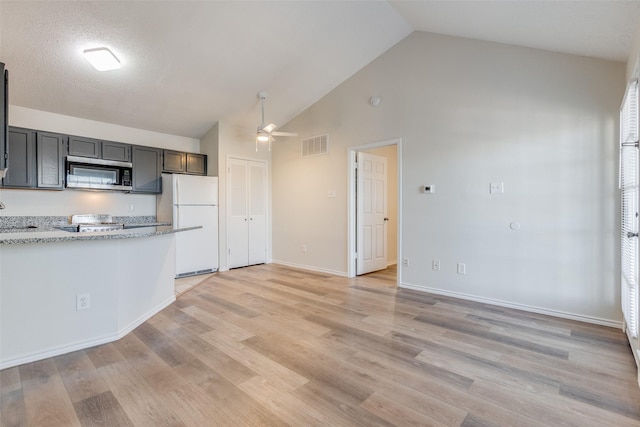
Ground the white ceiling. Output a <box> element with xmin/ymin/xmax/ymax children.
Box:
<box><xmin>1</xmin><ymin>1</ymin><xmax>639</xmax><ymax>140</ymax></box>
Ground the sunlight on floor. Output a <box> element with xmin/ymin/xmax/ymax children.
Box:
<box><xmin>174</xmin><ymin>273</ymin><xmax>216</xmax><ymax>297</ymax></box>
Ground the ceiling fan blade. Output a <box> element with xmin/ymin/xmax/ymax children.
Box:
<box><xmin>262</xmin><ymin>123</ymin><xmax>278</xmax><ymax>133</ymax></box>
<box><xmin>271</xmin><ymin>131</ymin><xmax>298</xmax><ymax>137</ymax></box>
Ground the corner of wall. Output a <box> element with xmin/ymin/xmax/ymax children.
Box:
<box><xmin>626</xmin><ymin>22</ymin><xmax>640</xmax><ymax>81</ymax></box>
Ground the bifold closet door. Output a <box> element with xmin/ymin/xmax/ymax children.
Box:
<box><xmin>227</xmin><ymin>158</ymin><xmax>266</xmax><ymax>269</ymax></box>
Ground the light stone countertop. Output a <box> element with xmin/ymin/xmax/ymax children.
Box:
<box><xmin>0</xmin><ymin>225</ymin><xmax>200</xmax><ymax>245</ymax></box>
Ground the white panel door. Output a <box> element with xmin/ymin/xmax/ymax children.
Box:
<box><xmin>228</xmin><ymin>158</ymin><xmax>249</xmax><ymax>269</ymax></box>
<box><xmin>227</xmin><ymin>158</ymin><xmax>267</xmax><ymax>269</ymax></box>
<box><xmin>357</xmin><ymin>151</ymin><xmax>387</xmax><ymax>275</ymax></box>
<box><xmin>248</xmin><ymin>161</ymin><xmax>267</xmax><ymax>265</ymax></box>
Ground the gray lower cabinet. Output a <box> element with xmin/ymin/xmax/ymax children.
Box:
<box><xmin>37</xmin><ymin>132</ymin><xmax>66</xmax><ymax>189</ymax></box>
<box><xmin>132</xmin><ymin>146</ymin><xmax>161</xmax><ymax>193</ymax></box>
<box><xmin>3</xmin><ymin>127</ymin><xmax>36</xmax><ymax>188</ymax></box>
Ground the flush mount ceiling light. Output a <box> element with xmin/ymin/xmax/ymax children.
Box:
<box><xmin>83</xmin><ymin>47</ymin><xmax>121</xmax><ymax>71</ymax></box>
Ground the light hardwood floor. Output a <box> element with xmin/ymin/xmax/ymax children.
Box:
<box><xmin>2</xmin><ymin>263</ymin><xmax>640</xmax><ymax>426</ymax></box>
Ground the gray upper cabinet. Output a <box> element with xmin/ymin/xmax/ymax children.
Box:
<box><xmin>102</xmin><ymin>141</ymin><xmax>131</xmax><ymax>162</ymax></box>
<box><xmin>37</xmin><ymin>131</ymin><xmax>66</xmax><ymax>189</ymax></box>
<box><xmin>3</xmin><ymin>127</ymin><xmax>36</xmax><ymax>188</ymax></box>
<box><xmin>132</xmin><ymin>146</ymin><xmax>161</xmax><ymax>193</ymax></box>
<box><xmin>163</xmin><ymin>150</ymin><xmax>185</xmax><ymax>173</ymax></box>
<box><xmin>68</xmin><ymin>136</ymin><xmax>131</xmax><ymax>162</ymax></box>
<box><xmin>68</xmin><ymin>136</ymin><xmax>100</xmax><ymax>158</ymax></box>
<box><xmin>186</xmin><ymin>153</ymin><xmax>206</xmax><ymax>175</ymax></box>
<box><xmin>163</xmin><ymin>149</ymin><xmax>207</xmax><ymax>175</ymax></box>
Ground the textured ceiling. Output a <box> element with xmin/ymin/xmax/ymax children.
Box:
<box><xmin>1</xmin><ymin>1</ymin><xmax>639</xmax><ymax>140</ymax></box>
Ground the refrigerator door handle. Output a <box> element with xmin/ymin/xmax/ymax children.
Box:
<box><xmin>175</xmin><ymin>178</ymin><xmax>181</xmax><ymax>206</ymax></box>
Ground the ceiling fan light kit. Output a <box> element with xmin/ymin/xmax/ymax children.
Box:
<box><xmin>255</xmin><ymin>90</ymin><xmax>298</xmax><ymax>151</ymax></box>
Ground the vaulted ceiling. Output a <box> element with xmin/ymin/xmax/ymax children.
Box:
<box><xmin>1</xmin><ymin>1</ymin><xmax>639</xmax><ymax>140</ymax></box>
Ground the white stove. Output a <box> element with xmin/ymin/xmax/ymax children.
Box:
<box><xmin>71</xmin><ymin>214</ymin><xmax>124</xmax><ymax>233</ymax></box>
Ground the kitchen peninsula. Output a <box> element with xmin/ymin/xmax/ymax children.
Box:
<box><xmin>0</xmin><ymin>218</ymin><xmax>200</xmax><ymax>369</ymax></box>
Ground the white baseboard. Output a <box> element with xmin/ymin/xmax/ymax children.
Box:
<box><xmin>271</xmin><ymin>260</ymin><xmax>347</xmax><ymax>277</ymax></box>
<box><xmin>0</xmin><ymin>296</ymin><xmax>176</xmax><ymax>370</ymax></box>
<box><xmin>0</xmin><ymin>332</ymin><xmax>120</xmax><ymax>371</ymax></box>
<box><xmin>116</xmin><ymin>295</ymin><xmax>176</xmax><ymax>340</ymax></box>
<box><xmin>399</xmin><ymin>281</ymin><xmax>623</xmax><ymax>329</ymax></box>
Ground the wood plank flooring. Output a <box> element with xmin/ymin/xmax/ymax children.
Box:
<box><xmin>2</xmin><ymin>263</ymin><xmax>640</xmax><ymax>426</ymax></box>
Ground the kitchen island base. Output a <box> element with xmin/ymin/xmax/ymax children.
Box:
<box><xmin>0</xmin><ymin>234</ymin><xmax>176</xmax><ymax>369</ymax></box>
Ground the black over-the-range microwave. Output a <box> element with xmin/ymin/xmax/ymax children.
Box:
<box><xmin>66</xmin><ymin>155</ymin><xmax>133</xmax><ymax>191</ymax></box>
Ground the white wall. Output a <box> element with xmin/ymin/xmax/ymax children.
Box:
<box><xmin>272</xmin><ymin>32</ymin><xmax>625</xmax><ymax>325</ymax></box>
<box><xmin>0</xmin><ymin>106</ymin><xmax>200</xmax><ymax>217</ymax></box>
<box><xmin>627</xmin><ymin>22</ymin><xmax>640</xmax><ymax>81</ymax></box>
<box><xmin>200</xmin><ymin>121</ymin><xmax>271</xmax><ymax>271</ymax></box>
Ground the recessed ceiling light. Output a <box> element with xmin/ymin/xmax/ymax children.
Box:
<box><xmin>83</xmin><ymin>47</ymin><xmax>121</xmax><ymax>71</ymax></box>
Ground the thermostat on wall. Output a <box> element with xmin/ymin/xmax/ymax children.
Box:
<box><xmin>423</xmin><ymin>185</ymin><xmax>435</xmax><ymax>194</ymax></box>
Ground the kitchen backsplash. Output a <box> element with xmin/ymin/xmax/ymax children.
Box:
<box><xmin>0</xmin><ymin>215</ymin><xmax>158</xmax><ymax>229</ymax></box>
<box><xmin>0</xmin><ymin>188</ymin><xmax>156</xmax><ymax>217</ymax></box>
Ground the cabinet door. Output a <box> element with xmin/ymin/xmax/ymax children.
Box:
<box><xmin>68</xmin><ymin>136</ymin><xmax>101</xmax><ymax>158</ymax></box>
<box><xmin>163</xmin><ymin>150</ymin><xmax>185</xmax><ymax>173</ymax></box>
<box><xmin>37</xmin><ymin>132</ymin><xmax>65</xmax><ymax>189</ymax></box>
<box><xmin>3</xmin><ymin>127</ymin><xmax>36</xmax><ymax>188</ymax></box>
<box><xmin>186</xmin><ymin>153</ymin><xmax>206</xmax><ymax>175</ymax></box>
<box><xmin>102</xmin><ymin>141</ymin><xmax>131</xmax><ymax>162</ymax></box>
<box><xmin>132</xmin><ymin>146</ymin><xmax>161</xmax><ymax>193</ymax></box>
<box><xmin>248</xmin><ymin>161</ymin><xmax>266</xmax><ymax>265</ymax></box>
<box><xmin>228</xmin><ymin>158</ymin><xmax>249</xmax><ymax>269</ymax></box>
<box><xmin>227</xmin><ymin>158</ymin><xmax>267</xmax><ymax>268</ymax></box>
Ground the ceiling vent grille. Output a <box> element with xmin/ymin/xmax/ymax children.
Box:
<box><xmin>301</xmin><ymin>134</ymin><xmax>329</xmax><ymax>158</ymax></box>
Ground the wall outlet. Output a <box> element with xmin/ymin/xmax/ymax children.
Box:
<box><xmin>490</xmin><ymin>182</ymin><xmax>504</xmax><ymax>194</ymax></box>
<box><xmin>76</xmin><ymin>293</ymin><xmax>90</xmax><ymax>311</ymax></box>
<box><xmin>302</xmin><ymin>244</ymin><xmax>308</xmax><ymax>253</ymax></box>
<box><xmin>423</xmin><ymin>185</ymin><xmax>435</xmax><ymax>194</ymax></box>
<box><xmin>432</xmin><ymin>259</ymin><xmax>441</xmax><ymax>271</ymax></box>
<box><xmin>457</xmin><ymin>263</ymin><xmax>466</xmax><ymax>275</ymax></box>
<box><xmin>402</xmin><ymin>258</ymin><xmax>410</xmax><ymax>267</ymax></box>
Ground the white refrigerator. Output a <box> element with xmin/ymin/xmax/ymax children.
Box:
<box><xmin>157</xmin><ymin>173</ymin><xmax>219</xmax><ymax>277</ymax></box>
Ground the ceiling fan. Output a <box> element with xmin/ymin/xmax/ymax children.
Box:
<box><xmin>256</xmin><ymin>90</ymin><xmax>298</xmax><ymax>151</ymax></box>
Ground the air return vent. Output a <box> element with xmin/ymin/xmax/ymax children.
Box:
<box><xmin>301</xmin><ymin>134</ymin><xmax>329</xmax><ymax>158</ymax></box>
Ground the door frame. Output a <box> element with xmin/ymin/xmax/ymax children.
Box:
<box><xmin>347</xmin><ymin>138</ymin><xmax>402</xmax><ymax>284</ymax></box>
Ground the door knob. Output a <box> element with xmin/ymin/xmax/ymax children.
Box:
<box><xmin>384</xmin><ymin>217</ymin><xmax>389</xmax><ymax>222</ymax></box>
<box><xmin>628</xmin><ymin>231</ymin><xmax>638</xmax><ymax>238</ymax></box>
